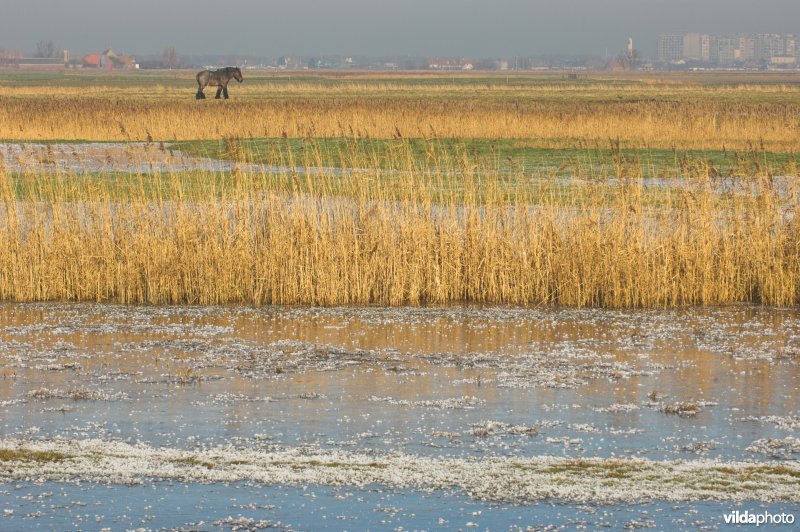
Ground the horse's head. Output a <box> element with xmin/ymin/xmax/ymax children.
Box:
<box><xmin>232</xmin><ymin>67</ymin><xmax>243</xmax><ymax>83</ymax></box>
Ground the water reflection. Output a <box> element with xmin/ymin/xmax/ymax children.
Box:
<box><xmin>0</xmin><ymin>303</ymin><xmax>798</xmax><ymax>461</ymax></box>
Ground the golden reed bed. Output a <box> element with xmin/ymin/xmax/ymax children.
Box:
<box><xmin>1</xmin><ymin>77</ymin><xmax>800</xmax><ymax>151</ymax></box>
<box><xmin>1</xmin><ymin>164</ymin><xmax>797</xmax><ymax>308</ymax></box>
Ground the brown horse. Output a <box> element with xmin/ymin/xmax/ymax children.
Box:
<box><xmin>196</xmin><ymin>67</ymin><xmax>243</xmax><ymax>99</ymax></box>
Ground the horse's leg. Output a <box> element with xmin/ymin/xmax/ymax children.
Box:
<box><xmin>223</xmin><ymin>84</ymin><xmax>229</xmax><ymax>99</ymax></box>
<box><xmin>215</xmin><ymin>86</ymin><xmax>223</xmax><ymax>99</ymax></box>
<box><xmin>196</xmin><ymin>81</ymin><xmax>206</xmax><ymax>99</ymax></box>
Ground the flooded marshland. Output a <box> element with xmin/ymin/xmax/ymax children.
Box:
<box><xmin>1</xmin><ymin>303</ymin><xmax>798</xmax><ymax>529</ymax></box>
<box><xmin>2</xmin><ymin>143</ymin><xmax>800</xmax><ymax>529</ymax></box>
<box><xmin>5</xmin><ymin>70</ymin><xmax>800</xmax><ymax>530</ymax></box>
<box><xmin>2</xmin><ymin>142</ymin><xmax>794</xmax><ymax>196</ymax></box>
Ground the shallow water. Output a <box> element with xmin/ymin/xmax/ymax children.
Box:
<box><xmin>2</xmin><ymin>482</ymin><xmax>795</xmax><ymax>530</ymax></box>
<box><xmin>0</xmin><ymin>142</ymin><xmax>343</xmax><ymax>176</ymax></box>
<box><xmin>1</xmin><ymin>303</ymin><xmax>799</xmax><ymax>528</ymax></box>
<box><xmin>2</xmin><ymin>143</ymin><xmax>791</xmax><ymax>198</ymax></box>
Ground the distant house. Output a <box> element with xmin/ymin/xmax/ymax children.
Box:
<box><xmin>82</xmin><ymin>54</ymin><xmax>102</xmax><ymax>68</ymax></box>
<box><xmin>82</xmin><ymin>49</ymin><xmax>138</xmax><ymax>70</ymax></box>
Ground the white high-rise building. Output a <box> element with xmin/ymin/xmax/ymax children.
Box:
<box><xmin>658</xmin><ymin>34</ymin><xmax>684</xmax><ymax>61</ymax></box>
<box><xmin>683</xmin><ymin>33</ymin><xmax>705</xmax><ymax>61</ymax></box>
<box><xmin>756</xmin><ymin>34</ymin><xmax>785</xmax><ymax>61</ymax></box>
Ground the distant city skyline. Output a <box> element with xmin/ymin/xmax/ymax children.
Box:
<box><xmin>2</xmin><ymin>0</ymin><xmax>800</xmax><ymax>58</ymax></box>
<box><xmin>658</xmin><ymin>32</ymin><xmax>799</xmax><ymax>66</ymax></box>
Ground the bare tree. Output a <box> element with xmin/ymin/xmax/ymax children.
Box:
<box><xmin>163</xmin><ymin>46</ymin><xmax>180</xmax><ymax>69</ymax></box>
<box><xmin>35</xmin><ymin>40</ymin><xmax>57</xmax><ymax>58</ymax></box>
<box><xmin>614</xmin><ymin>48</ymin><xmax>641</xmax><ymax>71</ymax></box>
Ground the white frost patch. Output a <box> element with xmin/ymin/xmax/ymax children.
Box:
<box><xmin>679</xmin><ymin>442</ymin><xmax>718</xmax><ymax>454</ymax></box>
<box><xmin>471</xmin><ymin>420</ymin><xmax>538</xmax><ymax>437</ymax></box>
<box><xmin>546</xmin><ymin>437</ymin><xmax>583</xmax><ymax>446</ymax></box>
<box><xmin>741</xmin><ymin>415</ymin><xmax>800</xmax><ymax>431</ymax></box>
<box><xmin>288</xmin><ymin>392</ymin><xmax>326</xmax><ymax>400</ymax></box>
<box><xmin>26</xmin><ymin>387</ymin><xmax>127</xmax><ymax>401</ymax></box>
<box><xmin>431</xmin><ymin>431</ymin><xmax>461</xmax><ymax>438</ymax></box>
<box><xmin>0</xmin><ymin>399</ymin><xmax>27</xmax><ymax>407</ymax></box>
<box><xmin>609</xmin><ymin>428</ymin><xmax>645</xmax><ymax>435</ymax></box>
<box><xmin>570</xmin><ymin>424</ymin><xmax>602</xmax><ymax>434</ymax></box>
<box><xmin>0</xmin><ymin>438</ymin><xmax>798</xmax><ymax>503</ymax></box>
<box><xmin>746</xmin><ymin>438</ymin><xmax>800</xmax><ymax>459</ymax></box>
<box><xmin>193</xmin><ymin>393</ymin><xmax>274</xmax><ymax>405</ymax></box>
<box><xmin>212</xmin><ymin>516</ymin><xmax>277</xmax><ymax>530</ymax></box>
<box><xmin>592</xmin><ymin>403</ymin><xmax>640</xmax><ymax>414</ymax></box>
<box><xmin>453</xmin><ymin>377</ymin><xmax>495</xmax><ymax>385</ymax></box>
<box><xmin>33</xmin><ymin>363</ymin><xmax>82</xmax><ymax>371</ymax></box>
<box><xmin>368</xmin><ymin>395</ymin><xmax>483</xmax><ymax>409</ymax></box>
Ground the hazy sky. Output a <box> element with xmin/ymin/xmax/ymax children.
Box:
<box><xmin>3</xmin><ymin>0</ymin><xmax>800</xmax><ymax>58</ymax></box>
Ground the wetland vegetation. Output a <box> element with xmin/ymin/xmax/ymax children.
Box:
<box><xmin>0</xmin><ymin>70</ymin><xmax>798</xmax><ymax>528</ymax></box>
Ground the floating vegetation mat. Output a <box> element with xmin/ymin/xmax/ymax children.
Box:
<box><xmin>1</xmin><ymin>438</ymin><xmax>798</xmax><ymax>504</ymax></box>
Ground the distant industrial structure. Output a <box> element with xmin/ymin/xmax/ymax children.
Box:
<box><xmin>658</xmin><ymin>32</ymin><xmax>798</xmax><ymax>67</ymax></box>
<box><xmin>428</xmin><ymin>58</ymin><xmax>474</xmax><ymax>71</ymax></box>
<box><xmin>0</xmin><ymin>49</ymin><xmax>68</xmax><ymax>70</ymax></box>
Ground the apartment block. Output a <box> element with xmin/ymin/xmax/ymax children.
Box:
<box><xmin>658</xmin><ymin>34</ymin><xmax>685</xmax><ymax>62</ymax></box>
